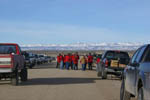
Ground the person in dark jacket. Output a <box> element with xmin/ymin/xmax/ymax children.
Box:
<box><xmin>63</xmin><ymin>54</ymin><xmax>67</xmax><ymax>69</ymax></box>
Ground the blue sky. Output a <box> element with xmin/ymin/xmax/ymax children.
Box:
<box><xmin>0</xmin><ymin>0</ymin><xmax>150</xmax><ymax>44</ymax></box>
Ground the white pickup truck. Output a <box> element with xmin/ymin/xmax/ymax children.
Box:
<box><xmin>0</xmin><ymin>43</ymin><xmax>28</xmax><ymax>85</ymax></box>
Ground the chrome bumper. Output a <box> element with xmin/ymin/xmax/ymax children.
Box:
<box><xmin>0</xmin><ymin>68</ymin><xmax>12</xmax><ymax>73</ymax></box>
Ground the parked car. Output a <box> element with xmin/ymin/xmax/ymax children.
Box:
<box><xmin>120</xmin><ymin>44</ymin><xmax>150</xmax><ymax>100</ymax></box>
<box><xmin>0</xmin><ymin>43</ymin><xmax>28</xmax><ymax>85</ymax></box>
<box><xmin>97</xmin><ymin>50</ymin><xmax>130</xmax><ymax>79</ymax></box>
<box><xmin>22</xmin><ymin>52</ymin><xmax>36</xmax><ymax>68</ymax></box>
<box><xmin>44</xmin><ymin>56</ymin><xmax>52</xmax><ymax>63</ymax></box>
<box><xmin>39</xmin><ymin>54</ymin><xmax>45</xmax><ymax>64</ymax></box>
<box><xmin>35</xmin><ymin>54</ymin><xmax>42</xmax><ymax>65</ymax></box>
<box><xmin>51</xmin><ymin>57</ymin><xmax>56</xmax><ymax>61</ymax></box>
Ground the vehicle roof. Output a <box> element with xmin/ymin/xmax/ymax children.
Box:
<box><xmin>105</xmin><ymin>50</ymin><xmax>128</xmax><ymax>53</ymax></box>
<box><xmin>0</xmin><ymin>43</ymin><xmax>18</xmax><ymax>46</ymax></box>
<box><xmin>142</xmin><ymin>44</ymin><xmax>150</xmax><ymax>47</ymax></box>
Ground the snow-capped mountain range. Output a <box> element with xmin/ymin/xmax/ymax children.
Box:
<box><xmin>21</xmin><ymin>42</ymin><xmax>148</xmax><ymax>51</ymax></box>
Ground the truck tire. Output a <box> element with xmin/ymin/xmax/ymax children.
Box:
<box><xmin>120</xmin><ymin>80</ymin><xmax>131</xmax><ymax>100</ymax></box>
<box><xmin>120</xmin><ymin>71</ymin><xmax>124</xmax><ymax>80</ymax></box>
<box><xmin>101</xmin><ymin>69</ymin><xmax>107</xmax><ymax>79</ymax></box>
<box><xmin>138</xmin><ymin>87</ymin><xmax>144</xmax><ymax>100</ymax></box>
<box><xmin>29</xmin><ymin>65</ymin><xmax>33</xmax><ymax>69</ymax></box>
<box><xmin>20</xmin><ymin>68</ymin><xmax>28</xmax><ymax>82</ymax></box>
<box><xmin>11</xmin><ymin>69</ymin><xmax>19</xmax><ymax>86</ymax></box>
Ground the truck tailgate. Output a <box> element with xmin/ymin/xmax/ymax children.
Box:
<box><xmin>0</xmin><ymin>54</ymin><xmax>12</xmax><ymax>68</ymax></box>
<box><xmin>110</xmin><ymin>60</ymin><xmax>126</xmax><ymax>68</ymax></box>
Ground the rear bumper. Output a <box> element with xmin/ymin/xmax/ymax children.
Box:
<box><xmin>106</xmin><ymin>67</ymin><xmax>124</xmax><ymax>71</ymax></box>
<box><xmin>105</xmin><ymin>67</ymin><xmax>123</xmax><ymax>76</ymax></box>
<box><xmin>0</xmin><ymin>68</ymin><xmax>13</xmax><ymax>73</ymax></box>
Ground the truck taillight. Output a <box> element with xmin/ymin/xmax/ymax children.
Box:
<box><xmin>0</xmin><ymin>58</ymin><xmax>12</xmax><ymax>65</ymax></box>
<box><xmin>105</xmin><ymin>59</ymin><xmax>109</xmax><ymax>67</ymax></box>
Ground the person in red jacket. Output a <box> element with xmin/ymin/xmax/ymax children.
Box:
<box><xmin>73</xmin><ymin>54</ymin><xmax>79</xmax><ymax>70</ymax></box>
<box><xmin>71</xmin><ymin>54</ymin><xmax>75</xmax><ymax>70</ymax></box>
<box><xmin>65</xmin><ymin>53</ymin><xmax>71</xmax><ymax>70</ymax></box>
<box><xmin>96</xmin><ymin>55</ymin><xmax>101</xmax><ymax>72</ymax></box>
<box><xmin>56</xmin><ymin>54</ymin><xmax>61</xmax><ymax>68</ymax></box>
<box><xmin>59</xmin><ymin>54</ymin><xmax>64</xmax><ymax>69</ymax></box>
<box><xmin>85</xmin><ymin>55</ymin><xmax>88</xmax><ymax>69</ymax></box>
<box><xmin>88</xmin><ymin>53</ymin><xmax>93</xmax><ymax>70</ymax></box>
<box><xmin>75</xmin><ymin>52</ymin><xmax>79</xmax><ymax>69</ymax></box>
<box><xmin>96</xmin><ymin>57</ymin><xmax>101</xmax><ymax>64</ymax></box>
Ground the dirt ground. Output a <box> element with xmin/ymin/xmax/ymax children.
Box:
<box><xmin>0</xmin><ymin>62</ymin><xmax>135</xmax><ymax>100</ymax></box>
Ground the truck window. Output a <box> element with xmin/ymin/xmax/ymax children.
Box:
<box><xmin>144</xmin><ymin>46</ymin><xmax>150</xmax><ymax>62</ymax></box>
<box><xmin>135</xmin><ymin>46</ymin><xmax>146</xmax><ymax>63</ymax></box>
<box><xmin>131</xmin><ymin>49</ymin><xmax>140</xmax><ymax>64</ymax></box>
<box><xmin>105</xmin><ymin>51</ymin><xmax>129</xmax><ymax>60</ymax></box>
<box><xmin>0</xmin><ymin>45</ymin><xmax>16</xmax><ymax>54</ymax></box>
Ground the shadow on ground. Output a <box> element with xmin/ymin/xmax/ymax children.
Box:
<box><xmin>20</xmin><ymin>77</ymin><xmax>100</xmax><ymax>86</ymax></box>
<box><xmin>30</xmin><ymin>62</ymin><xmax>56</xmax><ymax>69</ymax></box>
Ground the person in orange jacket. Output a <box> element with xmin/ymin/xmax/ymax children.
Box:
<box><xmin>88</xmin><ymin>53</ymin><xmax>93</xmax><ymax>70</ymax></box>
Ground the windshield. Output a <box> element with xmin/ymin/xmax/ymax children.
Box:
<box><xmin>0</xmin><ymin>45</ymin><xmax>16</xmax><ymax>54</ymax></box>
<box><xmin>105</xmin><ymin>51</ymin><xmax>129</xmax><ymax>60</ymax></box>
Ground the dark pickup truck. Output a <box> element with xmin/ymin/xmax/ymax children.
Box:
<box><xmin>0</xmin><ymin>43</ymin><xmax>28</xmax><ymax>85</ymax></box>
<box><xmin>120</xmin><ymin>44</ymin><xmax>150</xmax><ymax>100</ymax></box>
<box><xmin>97</xmin><ymin>50</ymin><xmax>130</xmax><ymax>79</ymax></box>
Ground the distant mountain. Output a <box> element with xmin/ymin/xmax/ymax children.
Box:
<box><xmin>21</xmin><ymin>42</ymin><xmax>145</xmax><ymax>51</ymax></box>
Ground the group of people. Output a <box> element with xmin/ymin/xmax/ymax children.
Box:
<box><xmin>56</xmin><ymin>52</ymin><xmax>95</xmax><ymax>71</ymax></box>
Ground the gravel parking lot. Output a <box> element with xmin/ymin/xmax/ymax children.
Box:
<box><xmin>0</xmin><ymin>62</ymin><xmax>124</xmax><ymax>100</ymax></box>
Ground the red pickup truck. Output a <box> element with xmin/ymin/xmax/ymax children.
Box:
<box><xmin>0</xmin><ymin>43</ymin><xmax>28</xmax><ymax>85</ymax></box>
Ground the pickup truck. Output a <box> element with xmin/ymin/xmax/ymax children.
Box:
<box><xmin>120</xmin><ymin>44</ymin><xmax>150</xmax><ymax>100</ymax></box>
<box><xmin>97</xmin><ymin>50</ymin><xmax>130</xmax><ymax>79</ymax></box>
<box><xmin>0</xmin><ymin>43</ymin><xmax>28</xmax><ymax>85</ymax></box>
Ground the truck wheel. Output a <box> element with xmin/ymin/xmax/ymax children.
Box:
<box><xmin>20</xmin><ymin>68</ymin><xmax>28</xmax><ymax>82</ymax></box>
<box><xmin>120</xmin><ymin>71</ymin><xmax>123</xmax><ymax>80</ymax></box>
<box><xmin>11</xmin><ymin>69</ymin><xmax>19</xmax><ymax>86</ymax></box>
<box><xmin>101</xmin><ymin>69</ymin><xmax>107</xmax><ymax>79</ymax></box>
<box><xmin>120</xmin><ymin>80</ymin><xmax>131</xmax><ymax>100</ymax></box>
<box><xmin>138</xmin><ymin>87</ymin><xmax>144</xmax><ymax>100</ymax></box>
<box><xmin>29</xmin><ymin>65</ymin><xmax>33</xmax><ymax>69</ymax></box>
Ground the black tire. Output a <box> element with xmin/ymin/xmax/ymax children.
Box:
<box><xmin>29</xmin><ymin>65</ymin><xmax>33</xmax><ymax>69</ymax></box>
<box><xmin>120</xmin><ymin>80</ymin><xmax>131</xmax><ymax>100</ymax></box>
<box><xmin>138</xmin><ymin>87</ymin><xmax>144</xmax><ymax>100</ymax></box>
<box><xmin>120</xmin><ymin>71</ymin><xmax>124</xmax><ymax>80</ymax></box>
<box><xmin>20</xmin><ymin>68</ymin><xmax>28</xmax><ymax>82</ymax></box>
<box><xmin>11</xmin><ymin>69</ymin><xmax>19</xmax><ymax>86</ymax></box>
